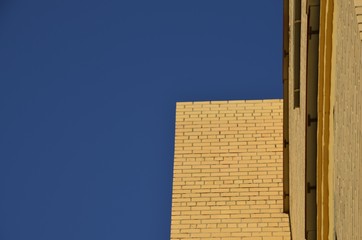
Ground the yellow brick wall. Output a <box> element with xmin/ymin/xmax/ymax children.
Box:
<box><xmin>331</xmin><ymin>0</ymin><xmax>362</xmax><ymax>238</ymax></box>
<box><xmin>287</xmin><ymin>0</ymin><xmax>308</xmax><ymax>238</ymax></box>
<box><xmin>170</xmin><ymin>99</ymin><xmax>290</xmax><ymax>240</ymax></box>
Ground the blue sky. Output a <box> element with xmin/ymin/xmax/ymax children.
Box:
<box><xmin>0</xmin><ymin>1</ymin><xmax>282</xmax><ymax>239</ymax></box>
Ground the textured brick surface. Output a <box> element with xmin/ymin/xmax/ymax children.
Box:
<box><xmin>170</xmin><ymin>99</ymin><xmax>290</xmax><ymax>240</ymax></box>
<box><xmin>332</xmin><ymin>0</ymin><xmax>362</xmax><ymax>239</ymax></box>
<box><xmin>287</xmin><ymin>0</ymin><xmax>308</xmax><ymax>238</ymax></box>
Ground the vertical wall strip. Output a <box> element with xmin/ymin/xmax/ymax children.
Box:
<box><xmin>282</xmin><ymin>0</ymin><xmax>290</xmax><ymax>214</ymax></box>
<box><xmin>294</xmin><ymin>0</ymin><xmax>302</xmax><ymax>108</ymax></box>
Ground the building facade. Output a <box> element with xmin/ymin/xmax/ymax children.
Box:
<box><xmin>170</xmin><ymin>0</ymin><xmax>362</xmax><ymax>239</ymax></box>
<box><xmin>284</xmin><ymin>0</ymin><xmax>362</xmax><ymax>239</ymax></box>
<box><xmin>170</xmin><ymin>100</ymin><xmax>290</xmax><ymax>239</ymax></box>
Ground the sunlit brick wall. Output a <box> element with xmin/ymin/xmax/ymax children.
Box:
<box><xmin>332</xmin><ymin>0</ymin><xmax>362</xmax><ymax>238</ymax></box>
<box><xmin>170</xmin><ymin>99</ymin><xmax>290</xmax><ymax>240</ymax></box>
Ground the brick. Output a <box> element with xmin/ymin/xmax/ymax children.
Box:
<box><xmin>171</xmin><ymin>100</ymin><xmax>289</xmax><ymax>239</ymax></box>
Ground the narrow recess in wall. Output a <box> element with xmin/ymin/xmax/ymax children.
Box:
<box><xmin>354</xmin><ymin>2</ymin><xmax>362</xmax><ymax>40</ymax></box>
<box><xmin>294</xmin><ymin>0</ymin><xmax>302</xmax><ymax>108</ymax></box>
<box><xmin>282</xmin><ymin>0</ymin><xmax>290</xmax><ymax>214</ymax></box>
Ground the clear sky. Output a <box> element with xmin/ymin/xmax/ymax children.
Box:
<box><xmin>0</xmin><ymin>1</ymin><xmax>282</xmax><ymax>239</ymax></box>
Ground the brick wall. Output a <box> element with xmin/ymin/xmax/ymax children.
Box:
<box><xmin>332</xmin><ymin>0</ymin><xmax>362</xmax><ymax>238</ymax></box>
<box><xmin>287</xmin><ymin>0</ymin><xmax>308</xmax><ymax>238</ymax></box>
<box><xmin>170</xmin><ymin>99</ymin><xmax>290</xmax><ymax>240</ymax></box>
